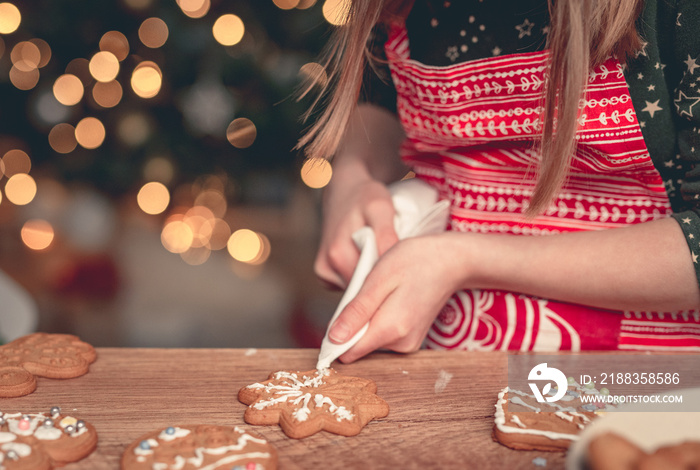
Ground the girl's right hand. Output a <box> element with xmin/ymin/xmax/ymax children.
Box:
<box><xmin>314</xmin><ymin>176</ymin><xmax>399</xmax><ymax>289</ymax></box>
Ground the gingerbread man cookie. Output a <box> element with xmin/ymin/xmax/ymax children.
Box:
<box><xmin>0</xmin><ymin>333</ymin><xmax>97</xmax><ymax>397</ymax></box>
<box><xmin>121</xmin><ymin>425</ymin><xmax>277</xmax><ymax>470</ymax></box>
<box><xmin>238</xmin><ymin>368</ymin><xmax>389</xmax><ymax>439</ymax></box>
<box><xmin>493</xmin><ymin>379</ymin><xmax>613</xmax><ymax>451</ymax></box>
<box><xmin>0</xmin><ymin>407</ymin><xmax>98</xmax><ymax>470</ymax></box>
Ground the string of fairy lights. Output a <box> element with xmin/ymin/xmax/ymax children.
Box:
<box><xmin>0</xmin><ymin>0</ymin><xmax>347</xmax><ymax>267</ymax></box>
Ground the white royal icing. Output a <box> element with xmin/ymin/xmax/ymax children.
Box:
<box><xmin>1</xmin><ymin>442</ymin><xmax>32</xmax><ymax>457</ymax></box>
<box><xmin>248</xmin><ymin>370</ymin><xmax>355</xmax><ymax>423</ymax></box>
<box><xmin>158</xmin><ymin>427</ymin><xmax>191</xmax><ymax>441</ymax></box>
<box><xmin>33</xmin><ymin>426</ymin><xmax>63</xmax><ymax>441</ymax></box>
<box><xmin>148</xmin><ymin>431</ymin><xmax>270</xmax><ymax>470</ymax></box>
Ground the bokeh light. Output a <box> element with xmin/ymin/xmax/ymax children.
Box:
<box><xmin>177</xmin><ymin>0</ymin><xmax>210</xmax><ymax>18</ymax></box>
<box><xmin>143</xmin><ymin>156</ymin><xmax>175</xmax><ymax>184</ymax></box>
<box><xmin>139</xmin><ymin>17</ymin><xmax>168</xmax><ymax>48</ymax></box>
<box><xmin>75</xmin><ymin>117</ymin><xmax>106</xmax><ymax>149</ymax></box>
<box><xmin>227</xmin><ymin>229</ymin><xmax>270</xmax><ymax>264</ymax></box>
<box><xmin>100</xmin><ymin>31</ymin><xmax>130</xmax><ymax>61</ymax></box>
<box><xmin>300</xmin><ymin>157</ymin><xmax>333</xmax><ymax>189</ymax></box>
<box><xmin>299</xmin><ymin>62</ymin><xmax>328</xmax><ymax>88</ymax></box>
<box><xmin>273</xmin><ymin>0</ymin><xmax>300</xmax><ymax>9</ymax></box>
<box><xmin>131</xmin><ymin>61</ymin><xmax>162</xmax><ymax>99</ymax></box>
<box><xmin>92</xmin><ymin>80</ymin><xmax>123</xmax><ymax>108</ymax></box>
<box><xmin>322</xmin><ymin>0</ymin><xmax>351</xmax><ymax>26</ymax></box>
<box><xmin>161</xmin><ymin>218</ymin><xmax>194</xmax><ymax>254</ymax></box>
<box><xmin>226</xmin><ymin>118</ymin><xmax>256</xmax><ymax>148</ymax></box>
<box><xmin>9</xmin><ymin>65</ymin><xmax>39</xmax><ymax>90</ymax></box>
<box><xmin>212</xmin><ymin>14</ymin><xmax>244</xmax><ymax>46</ymax></box>
<box><xmin>297</xmin><ymin>0</ymin><xmax>317</xmax><ymax>9</ymax></box>
<box><xmin>48</xmin><ymin>123</ymin><xmax>78</xmax><ymax>154</ymax></box>
<box><xmin>29</xmin><ymin>38</ymin><xmax>51</xmax><ymax>67</ymax></box>
<box><xmin>180</xmin><ymin>246</ymin><xmax>210</xmax><ymax>265</ymax></box>
<box><xmin>53</xmin><ymin>74</ymin><xmax>84</xmax><ymax>106</ymax></box>
<box><xmin>5</xmin><ymin>173</ymin><xmax>36</xmax><ymax>205</ymax></box>
<box><xmin>11</xmin><ymin>41</ymin><xmax>40</xmax><ymax>71</ymax></box>
<box><xmin>21</xmin><ymin>219</ymin><xmax>54</xmax><ymax>251</ymax></box>
<box><xmin>0</xmin><ymin>3</ymin><xmax>21</xmax><ymax>34</ymax></box>
<box><xmin>89</xmin><ymin>51</ymin><xmax>120</xmax><ymax>82</ymax></box>
<box><xmin>137</xmin><ymin>181</ymin><xmax>170</xmax><ymax>215</ymax></box>
<box><xmin>2</xmin><ymin>149</ymin><xmax>31</xmax><ymax>176</ymax></box>
<box><xmin>194</xmin><ymin>188</ymin><xmax>227</xmax><ymax>218</ymax></box>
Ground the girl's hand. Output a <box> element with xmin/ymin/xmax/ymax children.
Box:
<box><xmin>326</xmin><ymin>232</ymin><xmax>473</xmax><ymax>362</ymax></box>
<box><xmin>314</xmin><ymin>176</ymin><xmax>399</xmax><ymax>289</ymax></box>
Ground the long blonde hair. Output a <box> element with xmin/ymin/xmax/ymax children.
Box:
<box><xmin>298</xmin><ymin>0</ymin><xmax>644</xmax><ymax>215</ymax></box>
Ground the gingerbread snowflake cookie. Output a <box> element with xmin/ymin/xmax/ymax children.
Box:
<box><xmin>0</xmin><ymin>333</ymin><xmax>97</xmax><ymax>397</ymax></box>
<box><xmin>493</xmin><ymin>379</ymin><xmax>613</xmax><ymax>451</ymax></box>
<box><xmin>238</xmin><ymin>369</ymin><xmax>389</xmax><ymax>439</ymax></box>
<box><xmin>0</xmin><ymin>407</ymin><xmax>98</xmax><ymax>470</ymax></box>
<box><xmin>121</xmin><ymin>425</ymin><xmax>277</xmax><ymax>470</ymax></box>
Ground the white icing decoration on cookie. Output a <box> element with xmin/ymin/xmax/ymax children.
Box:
<box><xmin>248</xmin><ymin>370</ymin><xmax>355</xmax><ymax>423</ymax></box>
<box><xmin>494</xmin><ymin>388</ymin><xmax>580</xmax><ymax>442</ymax></box>
<box><xmin>0</xmin><ymin>432</ymin><xmax>16</xmax><ymax>444</ymax></box>
<box><xmin>1</xmin><ymin>442</ymin><xmax>32</xmax><ymax>457</ymax></box>
<box><xmin>314</xmin><ymin>394</ymin><xmax>354</xmax><ymax>421</ymax></box>
<box><xmin>33</xmin><ymin>426</ymin><xmax>63</xmax><ymax>440</ymax></box>
<box><xmin>158</xmin><ymin>427</ymin><xmax>191</xmax><ymax>441</ymax></box>
<box><xmin>133</xmin><ymin>438</ymin><xmax>159</xmax><ymax>456</ymax></box>
<box><xmin>510</xmin><ymin>415</ymin><xmax>526</xmax><ymax>428</ymax></box>
<box><xmin>554</xmin><ymin>412</ymin><xmax>574</xmax><ymax>423</ymax></box>
<box><xmin>7</xmin><ymin>417</ymin><xmax>39</xmax><ymax>436</ymax></box>
<box><xmin>149</xmin><ymin>431</ymin><xmax>270</xmax><ymax>470</ymax></box>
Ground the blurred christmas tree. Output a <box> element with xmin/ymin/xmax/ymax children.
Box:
<box><xmin>0</xmin><ymin>0</ymin><xmax>331</xmax><ymax>203</ymax></box>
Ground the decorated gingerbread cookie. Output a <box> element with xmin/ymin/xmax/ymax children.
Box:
<box><xmin>0</xmin><ymin>333</ymin><xmax>97</xmax><ymax>398</ymax></box>
<box><xmin>238</xmin><ymin>368</ymin><xmax>389</xmax><ymax>439</ymax></box>
<box><xmin>493</xmin><ymin>379</ymin><xmax>612</xmax><ymax>451</ymax></box>
<box><xmin>121</xmin><ymin>424</ymin><xmax>277</xmax><ymax>470</ymax></box>
<box><xmin>0</xmin><ymin>407</ymin><xmax>98</xmax><ymax>469</ymax></box>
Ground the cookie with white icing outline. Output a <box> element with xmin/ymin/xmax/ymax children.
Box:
<box><xmin>493</xmin><ymin>380</ymin><xmax>611</xmax><ymax>452</ymax></box>
<box><xmin>120</xmin><ymin>424</ymin><xmax>277</xmax><ymax>470</ymax></box>
<box><xmin>238</xmin><ymin>369</ymin><xmax>389</xmax><ymax>439</ymax></box>
<box><xmin>0</xmin><ymin>333</ymin><xmax>97</xmax><ymax>397</ymax></box>
<box><xmin>0</xmin><ymin>407</ymin><xmax>98</xmax><ymax>470</ymax></box>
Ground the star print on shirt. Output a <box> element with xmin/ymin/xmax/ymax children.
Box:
<box><xmin>642</xmin><ymin>99</ymin><xmax>663</xmax><ymax>118</ymax></box>
<box><xmin>675</xmin><ymin>90</ymin><xmax>700</xmax><ymax>117</ymax></box>
<box><xmin>515</xmin><ymin>19</ymin><xmax>534</xmax><ymax>39</ymax></box>
<box><xmin>445</xmin><ymin>46</ymin><xmax>459</xmax><ymax>62</ymax></box>
<box><xmin>648</xmin><ymin>84</ymin><xmax>656</xmax><ymax>91</ymax></box>
<box><xmin>635</xmin><ymin>41</ymin><xmax>649</xmax><ymax>58</ymax></box>
<box><xmin>683</xmin><ymin>217</ymin><xmax>693</xmax><ymax>224</ymax></box>
<box><xmin>685</xmin><ymin>55</ymin><xmax>700</xmax><ymax>75</ymax></box>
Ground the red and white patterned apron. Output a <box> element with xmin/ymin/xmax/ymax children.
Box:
<box><xmin>384</xmin><ymin>24</ymin><xmax>700</xmax><ymax>351</ymax></box>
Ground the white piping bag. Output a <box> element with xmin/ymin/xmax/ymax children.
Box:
<box><xmin>316</xmin><ymin>178</ymin><xmax>450</xmax><ymax>370</ymax></box>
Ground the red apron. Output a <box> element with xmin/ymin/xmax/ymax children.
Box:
<box><xmin>384</xmin><ymin>24</ymin><xmax>700</xmax><ymax>351</ymax></box>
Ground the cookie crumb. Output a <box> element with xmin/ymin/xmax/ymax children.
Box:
<box><xmin>532</xmin><ymin>456</ymin><xmax>547</xmax><ymax>467</ymax></box>
<box><xmin>434</xmin><ymin>369</ymin><xmax>453</xmax><ymax>394</ymax></box>
<box><xmin>245</xmin><ymin>348</ymin><xmax>258</xmax><ymax>356</ymax></box>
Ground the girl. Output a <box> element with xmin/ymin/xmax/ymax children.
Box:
<box><xmin>300</xmin><ymin>0</ymin><xmax>700</xmax><ymax>362</ymax></box>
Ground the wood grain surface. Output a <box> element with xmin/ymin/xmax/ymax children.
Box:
<box><xmin>0</xmin><ymin>348</ymin><xmax>568</xmax><ymax>469</ymax></box>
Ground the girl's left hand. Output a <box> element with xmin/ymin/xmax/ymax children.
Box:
<box><xmin>327</xmin><ymin>232</ymin><xmax>473</xmax><ymax>363</ymax></box>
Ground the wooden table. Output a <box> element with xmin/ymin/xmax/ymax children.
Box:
<box><xmin>2</xmin><ymin>348</ymin><xmax>567</xmax><ymax>469</ymax></box>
